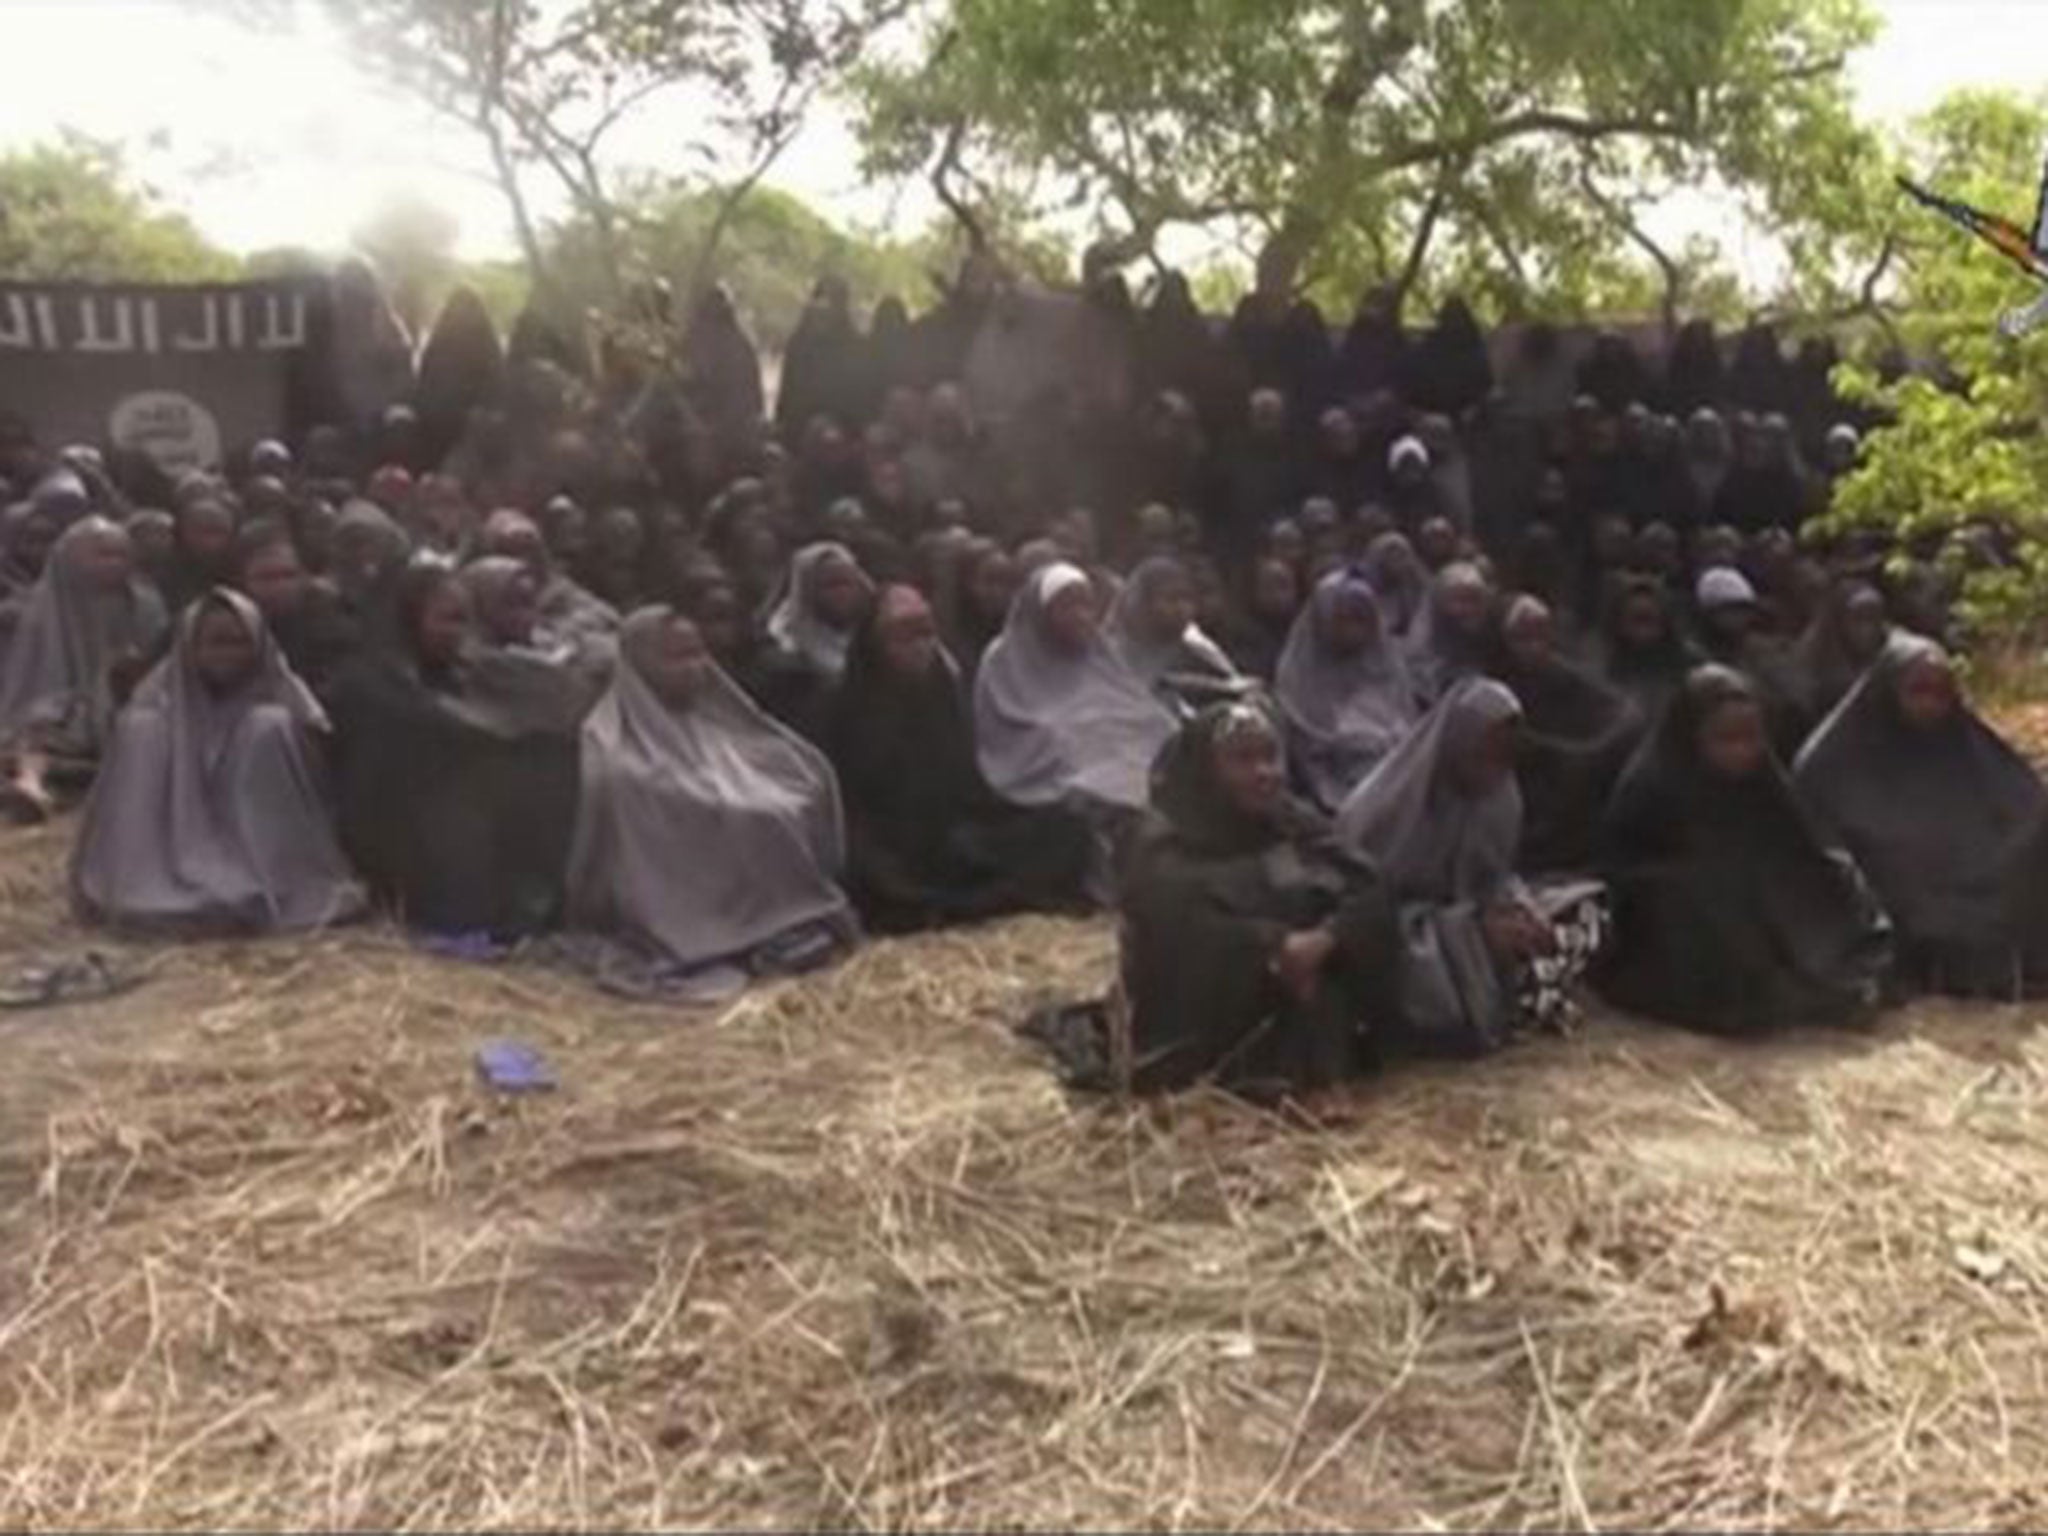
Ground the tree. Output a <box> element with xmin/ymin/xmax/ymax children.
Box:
<box><xmin>853</xmin><ymin>0</ymin><xmax>1878</xmax><ymax>314</ymax></box>
<box><xmin>0</xmin><ymin>134</ymin><xmax>240</xmax><ymax>282</ymax></box>
<box><xmin>221</xmin><ymin>0</ymin><xmax>909</xmax><ymax>313</ymax></box>
<box><xmin>1819</xmin><ymin>90</ymin><xmax>2048</xmax><ymax>647</ymax></box>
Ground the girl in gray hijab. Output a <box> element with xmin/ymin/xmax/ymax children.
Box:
<box><xmin>763</xmin><ymin>541</ymin><xmax>873</xmax><ymax>681</ymax></box>
<box><xmin>1274</xmin><ymin>567</ymin><xmax>1418</xmax><ymax>813</ymax></box>
<box><xmin>1402</xmin><ymin>560</ymin><xmax>1497</xmax><ymax>706</ymax></box>
<box><xmin>1102</xmin><ymin>554</ymin><xmax>1241</xmax><ymax>710</ymax></box>
<box><xmin>71</xmin><ymin>589</ymin><xmax>366</xmax><ymax>933</ymax></box>
<box><xmin>972</xmin><ymin>560</ymin><xmax>1179</xmax><ymax>816</ymax></box>
<box><xmin>0</xmin><ymin>516</ymin><xmax>168</xmax><ymax>822</ymax></box>
<box><xmin>459</xmin><ymin>554</ymin><xmax>612</xmax><ymax>706</ymax></box>
<box><xmin>565</xmin><ymin>606</ymin><xmax>855</xmax><ymax>1001</ymax></box>
<box><xmin>1336</xmin><ymin>676</ymin><xmax>1607</xmax><ymax>1053</ymax></box>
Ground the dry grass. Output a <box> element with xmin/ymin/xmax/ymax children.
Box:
<box><xmin>4</xmin><ymin>819</ymin><xmax>2048</xmax><ymax>1530</ymax></box>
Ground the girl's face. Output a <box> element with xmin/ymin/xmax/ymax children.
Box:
<box><xmin>1706</xmin><ymin>603</ymin><xmax>1756</xmax><ymax>646</ymax></box>
<box><xmin>809</xmin><ymin>556</ymin><xmax>870</xmax><ymax>629</ymax></box>
<box><xmin>1437</xmin><ymin>579</ymin><xmax>1491</xmax><ymax>638</ymax></box>
<box><xmin>968</xmin><ymin>551</ymin><xmax>1018</xmax><ymax>622</ymax></box>
<box><xmin>241</xmin><ymin>542</ymin><xmax>307</xmax><ymax>618</ymax></box>
<box><xmin>1896</xmin><ymin>655</ymin><xmax>1959</xmax><ymax>730</ymax></box>
<box><xmin>1320</xmin><ymin>589</ymin><xmax>1380</xmax><ymax>656</ymax></box>
<box><xmin>876</xmin><ymin>588</ymin><xmax>940</xmax><ymax>678</ymax></box>
<box><xmin>1637</xmin><ymin>524</ymin><xmax>1681</xmax><ymax>575</ymax></box>
<box><xmin>1503</xmin><ymin>605</ymin><xmax>1555</xmax><ymax>672</ymax></box>
<box><xmin>12</xmin><ymin>513</ymin><xmax>59</xmax><ymax>577</ymax></box>
<box><xmin>482</xmin><ymin>572</ymin><xmax>542</xmax><ymax>646</ymax></box>
<box><xmin>181</xmin><ymin>501</ymin><xmax>238</xmax><ymax>567</ymax></box>
<box><xmin>77</xmin><ymin>528</ymin><xmax>135</xmax><ymax>593</ymax></box>
<box><xmin>1416</xmin><ymin>518</ymin><xmax>1458</xmax><ymax>569</ymax></box>
<box><xmin>1252</xmin><ymin>559</ymin><xmax>1300</xmax><ymax>621</ymax></box>
<box><xmin>1040</xmin><ymin>582</ymin><xmax>1098</xmax><ymax>654</ymax></box>
<box><xmin>1592</xmin><ymin>517</ymin><xmax>1633</xmax><ymax>567</ymax></box>
<box><xmin>190</xmin><ymin>604</ymin><xmax>259</xmax><ymax>695</ymax></box>
<box><xmin>1698</xmin><ymin>697</ymin><xmax>1768</xmax><ymax>780</ymax></box>
<box><xmin>597</xmin><ymin>508</ymin><xmax>645</xmax><ymax>564</ymax></box>
<box><xmin>1265</xmin><ymin>522</ymin><xmax>1308</xmax><ymax>568</ymax></box>
<box><xmin>1213</xmin><ymin>723</ymin><xmax>1283</xmax><ymax>820</ymax></box>
<box><xmin>688</xmin><ymin>582</ymin><xmax>744</xmax><ymax>659</ymax></box>
<box><xmin>1617</xmin><ymin>591</ymin><xmax>1667</xmax><ymax>648</ymax></box>
<box><xmin>640</xmin><ymin>616</ymin><xmax>715</xmax><ymax>707</ymax></box>
<box><xmin>415</xmin><ymin>581</ymin><xmax>472</xmax><ymax>667</ymax></box>
<box><xmin>1138</xmin><ymin>569</ymin><xmax>1195</xmax><ymax>643</ymax></box>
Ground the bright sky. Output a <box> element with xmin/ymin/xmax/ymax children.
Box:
<box><xmin>0</xmin><ymin>0</ymin><xmax>2044</xmax><ymax>271</ymax></box>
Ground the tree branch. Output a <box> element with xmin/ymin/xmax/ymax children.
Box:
<box><xmin>1577</xmin><ymin>160</ymin><xmax>1683</xmax><ymax>335</ymax></box>
<box><xmin>931</xmin><ymin>117</ymin><xmax>988</xmax><ymax>255</ymax></box>
<box><xmin>1393</xmin><ymin>163</ymin><xmax>1456</xmax><ymax>304</ymax></box>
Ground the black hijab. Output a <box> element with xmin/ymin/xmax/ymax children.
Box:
<box><xmin>1409</xmin><ymin>297</ymin><xmax>1493</xmax><ymax>418</ymax></box>
<box><xmin>1663</xmin><ymin>321</ymin><xmax>1725</xmax><ymax>415</ymax></box>
<box><xmin>413</xmin><ymin>286</ymin><xmax>505</xmax><ymax>471</ymax></box>
<box><xmin>1489</xmin><ymin>596</ymin><xmax>1642</xmax><ymax>873</ymax></box>
<box><xmin>1598</xmin><ymin>664</ymin><xmax>1889</xmax><ymax>1031</ymax></box>
<box><xmin>1795</xmin><ymin>636</ymin><xmax>2046</xmax><ymax>988</ymax></box>
<box><xmin>777</xmin><ymin>276</ymin><xmax>863</xmax><ymax>437</ymax></box>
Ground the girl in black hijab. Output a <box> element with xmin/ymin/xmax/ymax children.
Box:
<box><xmin>326</xmin><ymin>563</ymin><xmax>581</xmax><ymax>940</ymax></box>
<box><xmin>1491</xmin><ymin>595</ymin><xmax>1642</xmax><ymax>874</ymax></box>
<box><xmin>825</xmin><ymin>584</ymin><xmax>1091</xmax><ymax>933</ymax></box>
<box><xmin>1795</xmin><ymin>636</ymin><xmax>2048</xmax><ymax>997</ymax></box>
<box><xmin>929</xmin><ymin>536</ymin><xmax>1016</xmax><ymax>686</ymax></box>
<box><xmin>1663</xmin><ymin>320</ymin><xmax>1726</xmax><ymax>416</ymax></box>
<box><xmin>233</xmin><ymin>527</ymin><xmax>364</xmax><ymax>699</ymax></box>
<box><xmin>413</xmin><ymin>285</ymin><xmax>505</xmax><ymax>472</ymax></box>
<box><xmin>1589</xmin><ymin>575</ymin><xmax>1701</xmax><ymax>724</ymax></box>
<box><xmin>1597</xmin><ymin>665</ymin><xmax>1891</xmax><ymax>1034</ymax></box>
<box><xmin>162</xmin><ymin>495</ymin><xmax>241</xmax><ymax>618</ymax></box>
<box><xmin>1138</xmin><ymin>271</ymin><xmax>1228</xmax><ymax>431</ymax></box>
<box><xmin>1408</xmin><ymin>296</ymin><xmax>1493</xmax><ymax>418</ymax></box>
<box><xmin>1117</xmin><ymin>700</ymin><xmax>1399</xmax><ymax>1097</ymax></box>
<box><xmin>1338</xmin><ymin>284</ymin><xmax>1412</xmax><ymax>404</ymax></box>
<box><xmin>777</xmin><ymin>275</ymin><xmax>863</xmax><ymax>438</ymax></box>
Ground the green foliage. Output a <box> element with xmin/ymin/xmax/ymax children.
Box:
<box><xmin>0</xmin><ymin>134</ymin><xmax>240</xmax><ymax>283</ymax></box>
<box><xmin>853</xmin><ymin>0</ymin><xmax>1877</xmax><ymax>313</ymax></box>
<box><xmin>1819</xmin><ymin>91</ymin><xmax>2048</xmax><ymax>645</ymax></box>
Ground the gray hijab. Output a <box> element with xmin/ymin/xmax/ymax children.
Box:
<box><xmin>0</xmin><ymin>516</ymin><xmax>167</xmax><ymax>756</ymax></box>
<box><xmin>1335</xmin><ymin>675</ymin><xmax>1524</xmax><ymax>904</ymax></box>
<box><xmin>764</xmin><ymin>541</ymin><xmax>870</xmax><ymax>680</ymax></box>
<box><xmin>1103</xmin><ymin>555</ymin><xmax>1237</xmax><ymax>688</ymax></box>
<box><xmin>971</xmin><ymin>560</ymin><xmax>1178</xmax><ymax>811</ymax></box>
<box><xmin>70</xmin><ymin>589</ymin><xmax>365</xmax><ymax>932</ymax></box>
<box><xmin>1274</xmin><ymin>568</ymin><xmax>1418</xmax><ymax>809</ymax></box>
<box><xmin>566</xmin><ymin>605</ymin><xmax>851</xmax><ymax>974</ymax></box>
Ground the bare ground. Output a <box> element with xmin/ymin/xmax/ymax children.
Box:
<box><xmin>2</xmin><ymin>817</ymin><xmax>2047</xmax><ymax>1530</ymax></box>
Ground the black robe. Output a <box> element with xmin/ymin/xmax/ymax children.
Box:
<box><xmin>1794</xmin><ymin>637</ymin><xmax>2048</xmax><ymax>997</ymax></box>
<box><xmin>1596</xmin><ymin>666</ymin><xmax>1891</xmax><ymax>1034</ymax></box>
<box><xmin>327</xmin><ymin>647</ymin><xmax>580</xmax><ymax>938</ymax></box>
<box><xmin>777</xmin><ymin>290</ymin><xmax>864</xmax><ymax>436</ymax></box>
<box><xmin>1587</xmin><ymin>579</ymin><xmax>1702</xmax><ymax>725</ymax></box>
<box><xmin>1491</xmin><ymin>648</ymin><xmax>1643</xmax><ymax>876</ymax></box>
<box><xmin>1118</xmin><ymin>706</ymin><xmax>1398</xmax><ymax>1095</ymax></box>
<box><xmin>413</xmin><ymin>286</ymin><xmax>504</xmax><ymax>472</ymax></box>
<box><xmin>823</xmin><ymin>617</ymin><xmax>1090</xmax><ymax>934</ymax></box>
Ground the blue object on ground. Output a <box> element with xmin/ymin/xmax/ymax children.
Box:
<box><xmin>474</xmin><ymin>1039</ymin><xmax>558</xmax><ymax>1092</ymax></box>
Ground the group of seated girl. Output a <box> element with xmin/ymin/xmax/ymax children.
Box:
<box><xmin>10</xmin><ymin>470</ymin><xmax>2048</xmax><ymax>1101</ymax></box>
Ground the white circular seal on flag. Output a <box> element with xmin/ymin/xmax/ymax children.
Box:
<box><xmin>108</xmin><ymin>390</ymin><xmax>223</xmax><ymax>476</ymax></box>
